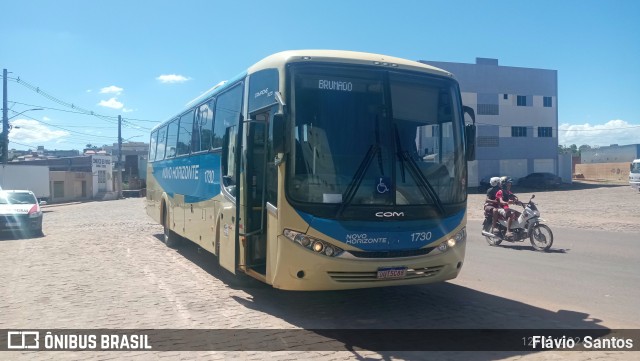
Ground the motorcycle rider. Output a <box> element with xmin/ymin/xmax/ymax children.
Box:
<box><xmin>484</xmin><ymin>177</ymin><xmax>502</xmax><ymax>234</ymax></box>
<box><xmin>495</xmin><ymin>177</ymin><xmax>520</xmax><ymax>238</ymax></box>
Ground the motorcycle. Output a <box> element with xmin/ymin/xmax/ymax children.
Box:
<box><xmin>481</xmin><ymin>194</ymin><xmax>554</xmax><ymax>251</ymax></box>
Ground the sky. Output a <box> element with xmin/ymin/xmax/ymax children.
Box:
<box><xmin>2</xmin><ymin>0</ymin><xmax>639</xmax><ymax>152</ymax></box>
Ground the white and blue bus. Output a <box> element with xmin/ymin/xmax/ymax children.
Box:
<box><xmin>146</xmin><ymin>50</ymin><xmax>476</xmax><ymax>290</ymax></box>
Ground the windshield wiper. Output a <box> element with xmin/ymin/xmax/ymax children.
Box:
<box><xmin>336</xmin><ymin>144</ymin><xmax>379</xmax><ymax>218</ymax></box>
<box><xmin>395</xmin><ymin>127</ymin><xmax>445</xmax><ymax>215</ymax></box>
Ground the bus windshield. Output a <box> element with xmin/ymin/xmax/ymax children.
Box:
<box><xmin>287</xmin><ymin>65</ymin><xmax>466</xmax><ymax>219</ymax></box>
<box><xmin>631</xmin><ymin>162</ymin><xmax>640</xmax><ymax>174</ymax></box>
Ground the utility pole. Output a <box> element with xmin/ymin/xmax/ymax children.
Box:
<box><xmin>117</xmin><ymin>115</ymin><xmax>123</xmax><ymax>199</ymax></box>
<box><xmin>2</xmin><ymin>69</ymin><xmax>8</xmax><ymax>164</ymax></box>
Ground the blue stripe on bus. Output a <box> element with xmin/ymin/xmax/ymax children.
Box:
<box><xmin>295</xmin><ymin>209</ymin><xmax>465</xmax><ymax>251</ymax></box>
<box><xmin>152</xmin><ymin>153</ymin><xmax>221</xmax><ymax>203</ymax></box>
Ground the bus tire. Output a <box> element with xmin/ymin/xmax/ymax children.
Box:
<box><xmin>163</xmin><ymin>206</ymin><xmax>181</xmax><ymax>248</ymax></box>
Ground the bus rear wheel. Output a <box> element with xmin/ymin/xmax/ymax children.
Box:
<box><xmin>163</xmin><ymin>206</ymin><xmax>181</xmax><ymax>248</ymax></box>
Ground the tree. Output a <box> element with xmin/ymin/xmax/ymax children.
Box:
<box><xmin>579</xmin><ymin>144</ymin><xmax>592</xmax><ymax>153</ymax></box>
<box><xmin>569</xmin><ymin>144</ymin><xmax>578</xmax><ymax>155</ymax></box>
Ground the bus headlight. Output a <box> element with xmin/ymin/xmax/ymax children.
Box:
<box><xmin>284</xmin><ymin>229</ymin><xmax>344</xmax><ymax>257</ymax></box>
<box><xmin>312</xmin><ymin>241</ymin><xmax>324</xmax><ymax>253</ymax></box>
<box><xmin>438</xmin><ymin>228</ymin><xmax>466</xmax><ymax>252</ymax></box>
<box><xmin>453</xmin><ymin>227</ymin><xmax>466</xmax><ymax>244</ymax></box>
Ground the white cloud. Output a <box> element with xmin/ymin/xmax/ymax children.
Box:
<box><xmin>122</xmin><ymin>108</ymin><xmax>134</xmax><ymax>113</ymax></box>
<box><xmin>559</xmin><ymin>119</ymin><xmax>640</xmax><ymax>147</ymax></box>
<box><xmin>100</xmin><ymin>85</ymin><xmax>123</xmax><ymax>95</ymax></box>
<box><xmin>8</xmin><ymin>119</ymin><xmax>70</xmax><ymax>143</ymax></box>
<box><xmin>156</xmin><ymin>74</ymin><xmax>190</xmax><ymax>83</ymax></box>
<box><xmin>98</xmin><ymin>97</ymin><xmax>124</xmax><ymax>110</ymax></box>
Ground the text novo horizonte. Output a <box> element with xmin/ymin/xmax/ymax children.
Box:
<box><xmin>162</xmin><ymin>165</ymin><xmax>200</xmax><ymax>181</ymax></box>
<box><xmin>345</xmin><ymin>233</ymin><xmax>388</xmax><ymax>245</ymax></box>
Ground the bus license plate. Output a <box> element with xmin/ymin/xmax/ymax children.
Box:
<box><xmin>377</xmin><ymin>267</ymin><xmax>407</xmax><ymax>279</ymax></box>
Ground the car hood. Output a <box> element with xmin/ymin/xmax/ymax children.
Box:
<box><xmin>0</xmin><ymin>204</ymin><xmax>34</xmax><ymax>215</ymax></box>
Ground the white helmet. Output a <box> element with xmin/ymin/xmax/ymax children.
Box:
<box><xmin>489</xmin><ymin>177</ymin><xmax>501</xmax><ymax>187</ymax></box>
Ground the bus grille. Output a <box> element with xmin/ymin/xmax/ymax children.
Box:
<box><xmin>327</xmin><ymin>266</ymin><xmax>444</xmax><ymax>283</ymax></box>
<box><xmin>346</xmin><ymin>247</ymin><xmax>435</xmax><ymax>259</ymax></box>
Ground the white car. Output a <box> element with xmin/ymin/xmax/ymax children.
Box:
<box><xmin>0</xmin><ymin>190</ymin><xmax>44</xmax><ymax>237</ymax></box>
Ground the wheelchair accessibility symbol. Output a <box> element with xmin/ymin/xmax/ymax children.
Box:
<box><xmin>376</xmin><ymin>177</ymin><xmax>390</xmax><ymax>194</ymax></box>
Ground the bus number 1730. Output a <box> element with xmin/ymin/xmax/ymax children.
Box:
<box><xmin>411</xmin><ymin>232</ymin><xmax>432</xmax><ymax>242</ymax></box>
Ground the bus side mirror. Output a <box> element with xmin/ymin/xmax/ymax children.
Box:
<box><xmin>222</xmin><ymin>127</ymin><xmax>230</xmax><ymax>169</ymax></box>
<box><xmin>465</xmin><ymin>124</ymin><xmax>476</xmax><ymax>161</ymax></box>
<box><xmin>272</xmin><ymin>113</ymin><xmax>286</xmax><ymax>154</ymax></box>
<box><xmin>463</xmin><ymin>106</ymin><xmax>476</xmax><ymax>161</ymax></box>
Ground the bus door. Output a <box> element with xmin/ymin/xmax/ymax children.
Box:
<box><xmin>240</xmin><ymin>108</ymin><xmax>273</xmax><ymax>277</ymax></box>
<box><xmin>217</xmin><ymin>82</ymin><xmax>245</xmax><ymax>275</ymax></box>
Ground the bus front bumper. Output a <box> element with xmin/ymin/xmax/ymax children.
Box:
<box><xmin>270</xmin><ymin>235</ymin><xmax>466</xmax><ymax>291</ymax></box>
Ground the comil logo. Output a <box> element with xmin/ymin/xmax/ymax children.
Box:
<box><xmin>375</xmin><ymin>211</ymin><xmax>405</xmax><ymax>218</ymax></box>
<box><xmin>7</xmin><ymin>331</ymin><xmax>40</xmax><ymax>349</ymax></box>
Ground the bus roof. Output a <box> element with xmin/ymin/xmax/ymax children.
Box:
<box><xmin>248</xmin><ymin>50</ymin><xmax>454</xmax><ymax>77</ymax></box>
<box><xmin>152</xmin><ymin>50</ymin><xmax>454</xmax><ymax>132</ymax></box>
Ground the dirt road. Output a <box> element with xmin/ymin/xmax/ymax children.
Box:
<box><xmin>466</xmin><ymin>181</ymin><xmax>639</xmax><ymax>234</ymax></box>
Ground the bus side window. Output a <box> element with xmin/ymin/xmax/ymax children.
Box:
<box><xmin>215</xmin><ymin>83</ymin><xmax>243</xmax><ymax>195</ymax></box>
<box><xmin>156</xmin><ymin>126</ymin><xmax>167</xmax><ymax>160</ymax></box>
<box><xmin>177</xmin><ymin>110</ymin><xmax>194</xmax><ymax>156</ymax></box>
<box><xmin>195</xmin><ymin>100</ymin><xmax>214</xmax><ymax>152</ymax></box>
<box><xmin>165</xmin><ymin>119</ymin><xmax>179</xmax><ymax>159</ymax></box>
<box><xmin>149</xmin><ymin>130</ymin><xmax>158</xmax><ymax>162</ymax></box>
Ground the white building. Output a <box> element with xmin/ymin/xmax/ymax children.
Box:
<box><xmin>420</xmin><ymin>58</ymin><xmax>559</xmax><ymax>186</ymax></box>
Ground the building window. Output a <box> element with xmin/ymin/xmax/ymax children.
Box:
<box><xmin>53</xmin><ymin>181</ymin><xmax>65</xmax><ymax>198</ymax></box>
<box><xmin>511</xmin><ymin>126</ymin><xmax>527</xmax><ymax>137</ymax></box>
<box><xmin>538</xmin><ymin>127</ymin><xmax>553</xmax><ymax>137</ymax></box>
<box><xmin>517</xmin><ymin>95</ymin><xmax>527</xmax><ymax>106</ymax></box>
<box><xmin>503</xmin><ymin>94</ymin><xmax>508</xmax><ymax>100</ymax></box>
<box><xmin>477</xmin><ymin>136</ymin><xmax>499</xmax><ymax>147</ymax></box>
<box><xmin>543</xmin><ymin>96</ymin><xmax>552</xmax><ymax>107</ymax></box>
<box><xmin>477</xmin><ymin>104</ymin><xmax>499</xmax><ymax>115</ymax></box>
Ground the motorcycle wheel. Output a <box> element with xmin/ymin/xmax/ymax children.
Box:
<box><xmin>483</xmin><ymin>221</ymin><xmax>502</xmax><ymax>246</ymax></box>
<box><xmin>530</xmin><ymin>224</ymin><xmax>553</xmax><ymax>251</ymax></box>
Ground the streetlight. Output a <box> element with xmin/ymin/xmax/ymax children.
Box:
<box><xmin>121</xmin><ymin>135</ymin><xmax>143</xmax><ymax>143</ymax></box>
<box><xmin>2</xmin><ymin>108</ymin><xmax>43</xmax><ymax>164</ymax></box>
<box><xmin>8</xmin><ymin>108</ymin><xmax>44</xmax><ymax>121</ymax></box>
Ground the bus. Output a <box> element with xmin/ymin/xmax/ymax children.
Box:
<box><xmin>146</xmin><ymin>50</ymin><xmax>476</xmax><ymax>291</ymax></box>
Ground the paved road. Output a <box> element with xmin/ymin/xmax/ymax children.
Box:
<box><xmin>0</xmin><ymin>198</ymin><xmax>637</xmax><ymax>360</ymax></box>
<box><xmin>457</xmin><ymin>220</ymin><xmax>640</xmax><ymax>329</ymax></box>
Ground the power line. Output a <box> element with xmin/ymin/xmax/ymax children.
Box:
<box><xmin>6</xmin><ymin>75</ymin><xmax>154</xmax><ymax>130</ymax></box>
<box><xmin>10</xmin><ymin>101</ymin><xmax>159</xmax><ymax>124</ymax></box>
<box><xmin>11</xmin><ymin>100</ymin><xmax>161</xmax><ymax>126</ymax></box>
<box><xmin>10</xmin><ymin>110</ymin><xmax>113</xmax><ymax>139</ymax></box>
<box><xmin>8</xmin><ymin>108</ymin><xmax>149</xmax><ymax>148</ymax></box>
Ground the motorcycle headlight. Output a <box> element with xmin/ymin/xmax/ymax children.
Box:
<box><xmin>283</xmin><ymin>229</ymin><xmax>344</xmax><ymax>257</ymax></box>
